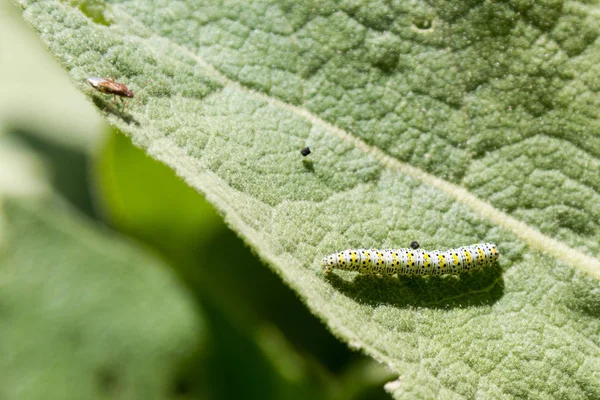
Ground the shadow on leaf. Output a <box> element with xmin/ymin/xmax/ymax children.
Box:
<box><xmin>325</xmin><ymin>264</ymin><xmax>505</xmax><ymax>309</ymax></box>
<box><xmin>302</xmin><ymin>159</ymin><xmax>315</xmax><ymax>172</ymax></box>
<box><xmin>92</xmin><ymin>96</ymin><xmax>139</xmax><ymax>126</ymax></box>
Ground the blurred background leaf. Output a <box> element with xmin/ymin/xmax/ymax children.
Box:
<box><xmin>0</xmin><ymin>191</ymin><xmax>202</xmax><ymax>400</ymax></box>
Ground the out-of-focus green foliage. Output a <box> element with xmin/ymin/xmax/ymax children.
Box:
<box><xmin>10</xmin><ymin>0</ymin><xmax>600</xmax><ymax>398</ymax></box>
<box><xmin>0</xmin><ymin>193</ymin><xmax>202</xmax><ymax>400</ymax></box>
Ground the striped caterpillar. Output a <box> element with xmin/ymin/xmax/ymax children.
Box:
<box><xmin>321</xmin><ymin>243</ymin><xmax>499</xmax><ymax>277</ymax></box>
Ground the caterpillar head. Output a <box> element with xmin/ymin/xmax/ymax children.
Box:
<box><xmin>321</xmin><ymin>256</ymin><xmax>333</xmax><ymax>274</ymax></box>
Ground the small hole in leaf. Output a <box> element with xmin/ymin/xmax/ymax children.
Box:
<box><xmin>413</xmin><ymin>19</ymin><xmax>433</xmax><ymax>30</ymax></box>
<box><xmin>75</xmin><ymin>0</ymin><xmax>113</xmax><ymax>26</ymax></box>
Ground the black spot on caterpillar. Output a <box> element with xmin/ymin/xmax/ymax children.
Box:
<box><xmin>322</xmin><ymin>243</ymin><xmax>499</xmax><ymax>276</ymax></box>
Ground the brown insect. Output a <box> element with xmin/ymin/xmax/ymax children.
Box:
<box><xmin>87</xmin><ymin>77</ymin><xmax>135</xmax><ymax>109</ymax></box>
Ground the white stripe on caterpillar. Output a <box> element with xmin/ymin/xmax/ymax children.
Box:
<box><xmin>321</xmin><ymin>243</ymin><xmax>499</xmax><ymax>276</ymax></box>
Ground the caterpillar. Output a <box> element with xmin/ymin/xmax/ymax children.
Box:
<box><xmin>321</xmin><ymin>243</ymin><xmax>499</xmax><ymax>276</ymax></box>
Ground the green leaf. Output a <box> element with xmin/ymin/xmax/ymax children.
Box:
<box><xmin>18</xmin><ymin>0</ymin><xmax>600</xmax><ymax>398</ymax></box>
<box><xmin>0</xmin><ymin>183</ymin><xmax>202</xmax><ymax>399</ymax></box>
<box><xmin>0</xmin><ymin>128</ymin><xmax>202</xmax><ymax>399</ymax></box>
